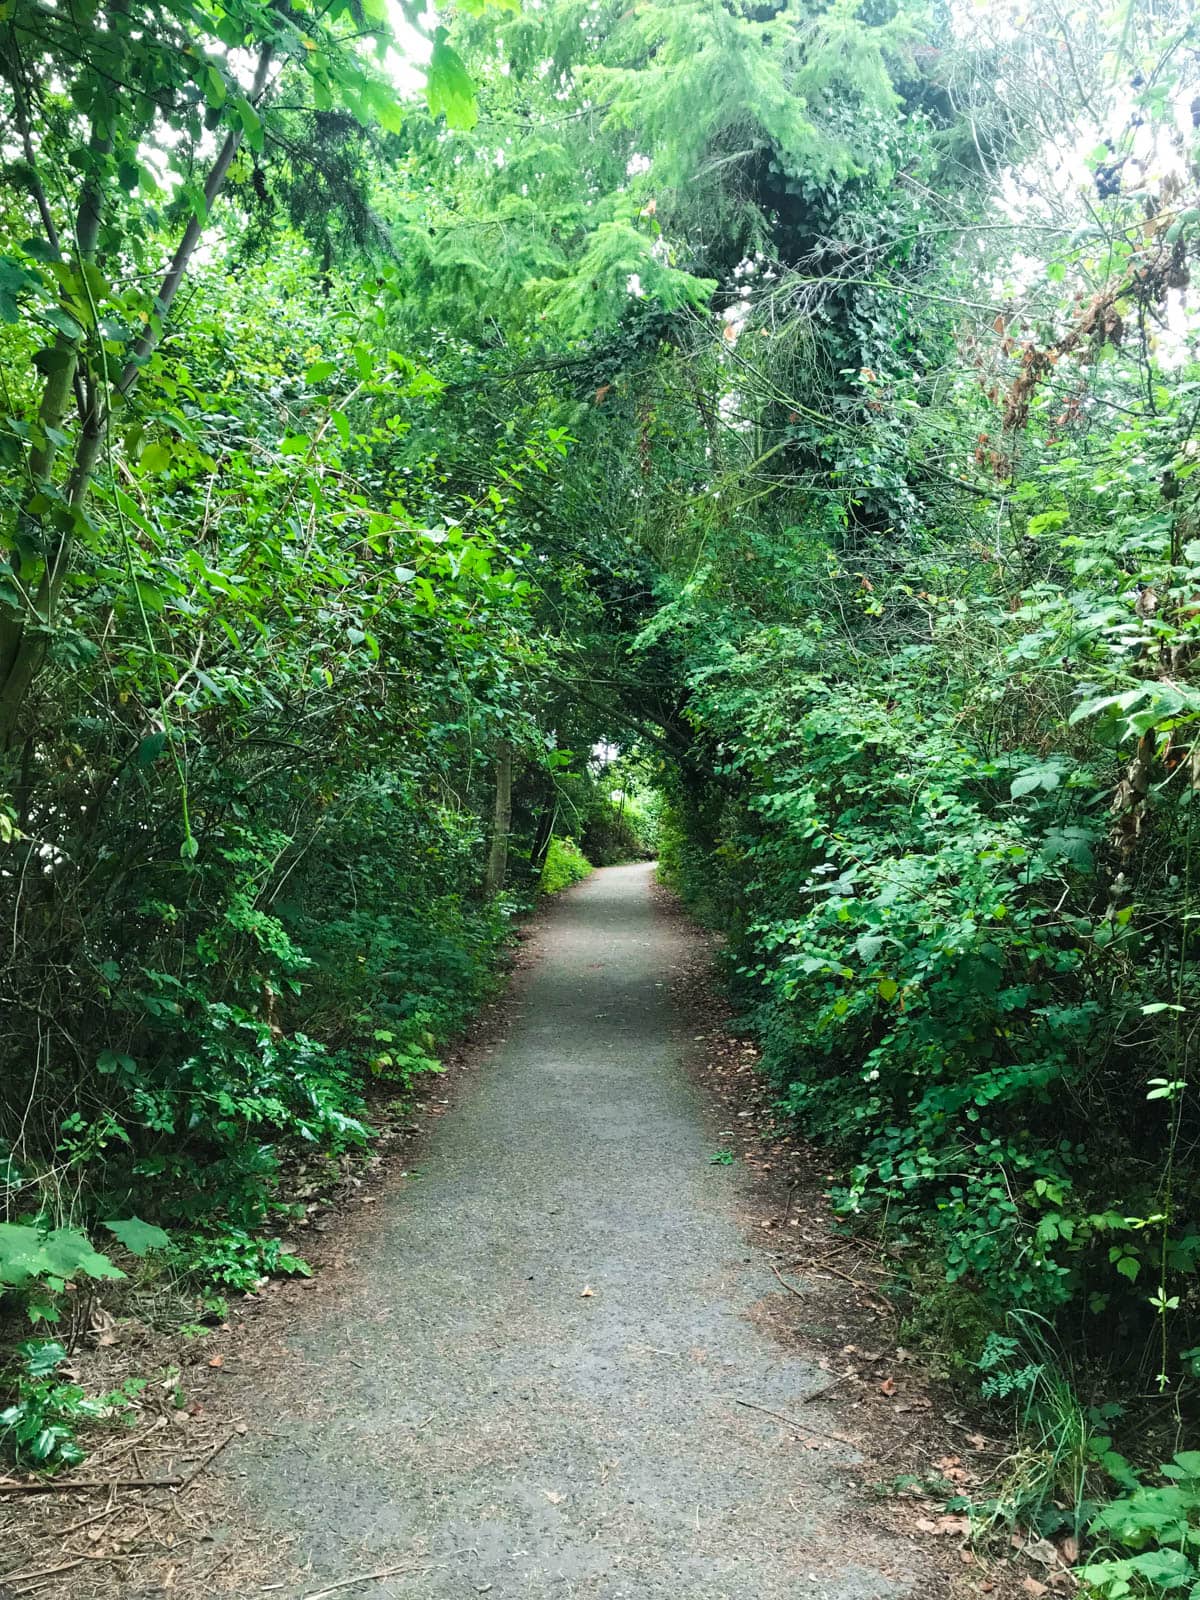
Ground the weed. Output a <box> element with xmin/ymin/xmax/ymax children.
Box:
<box><xmin>1081</xmin><ymin>1452</ymin><xmax>1200</xmax><ymax>1599</ymax></box>
<box><xmin>0</xmin><ymin>1341</ymin><xmax>134</xmax><ymax>1473</ymax></box>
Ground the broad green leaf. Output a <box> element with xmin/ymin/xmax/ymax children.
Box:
<box><xmin>102</xmin><ymin>1217</ymin><xmax>170</xmax><ymax>1256</ymax></box>
<box><xmin>426</xmin><ymin>29</ymin><xmax>478</xmax><ymax>130</ymax></box>
<box><xmin>235</xmin><ymin>95</ymin><xmax>264</xmax><ymax>154</ymax></box>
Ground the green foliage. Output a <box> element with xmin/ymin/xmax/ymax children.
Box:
<box><xmin>0</xmin><ymin>1340</ymin><xmax>134</xmax><ymax>1472</ymax></box>
<box><xmin>177</xmin><ymin>1229</ymin><xmax>312</xmax><ymax>1294</ymax></box>
<box><xmin>1083</xmin><ymin>1455</ymin><xmax>1200</xmax><ymax>1600</ymax></box>
<box><xmin>102</xmin><ymin>1218</ymin><xmax>170</xmax><ymax>1257</ymax></box>
<box><xmin>0</xmin><ymin>1223</ymin><xmax>123</xmax><ymax>1325</ymax></box>
<box><xmin>540</xmin><ymin>837</ymin><xmax>593</xmax><ymax>895</ymax></box>
<box><xmin>1</xmin><ymin>0</ymin><xmax>1199</xmax><ymax>1551</ymax></box>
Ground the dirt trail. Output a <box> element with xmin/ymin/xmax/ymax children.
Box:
<box><xmin>213</xmin><ymin>863</ymin><xmax>943</xmax><ymax>1599</ymax></box>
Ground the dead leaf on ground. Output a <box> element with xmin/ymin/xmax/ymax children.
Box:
<box><xmin>878</xmin><ymin>1377</ymin><xmax>897</xmax><ymax>1396</ymax></box>
<box><xmin>580</xmin><ymin>1285</ymin><xmax>594</xmax><ymax>1298</ymax></box>
<box><xmin>88</xmin><ymin>1307</ymin><xmax>119</xmax><ymax>1348</ymax></box>
<box><xmin>544</xmin><ymin>1490</ymin><xmax>566</xmax><ymax>1504</ymax></box>
<box><xmin>914</xmin><ymin>1515</ymin><xmax>970</xmax><ymax>1538</ymax></box>
<box><xmin>1022</xmin><ymin>1579</ymin><xmax>1048</xmax><ymax>1597</ymax></box>
<box><xmin>1023</xmin><ymin>1538</ymin><xmax>1063</xmax><ymax>1568</ymax></box>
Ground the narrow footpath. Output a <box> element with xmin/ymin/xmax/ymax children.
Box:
<box><xmin>212</xmin><ymin>864</ymin><xmax>948</xmax><ymax>1598</ymax></box>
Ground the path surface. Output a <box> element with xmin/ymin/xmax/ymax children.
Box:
<box><xmin>234</xmin><ymin>864</ymin><xmax>925</xmax><ymax>1599</ymax></box>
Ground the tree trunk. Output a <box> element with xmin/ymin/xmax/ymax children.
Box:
<box><xmin>529</xmin><ymin>798</ymin><xmax>558</xmax><ymax>878</ymax></box>
<box><xmin>483</xmin><ymin>740</ymin><xmax>513</xmax><ymax>899</ymax></box>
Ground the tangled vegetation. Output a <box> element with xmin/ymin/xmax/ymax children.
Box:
<box><xmin>2</xmin><ymin>0</ymin><xmax>1200</xmax><ymax>1566</ymax></box>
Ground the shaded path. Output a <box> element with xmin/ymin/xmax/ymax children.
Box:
<box><xmin>235</xmin><ymin>864</ymin><xmax>928</xmax><ymax>1599</ymax></box>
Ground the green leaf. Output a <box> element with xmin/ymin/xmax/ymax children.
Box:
<box><xmin>102</xmin><ymin>1217</ymin><xmax>170</xmax><ymax>1256</ymax></box>
<box><xmin>0</xmin><ymin>256</ymin><xmax>36</xmax><ymax>323</ymax></box>
<box><xmin>235</xmin><ymin>95</ymin><xmax>264</xmax><ymax>154</ymax></box>
<box><xmin>305</xmin><ymin>359</ymin><xmax>337</xmax><ymax>384</ymax></box>
<box><xmin>0</xmin><ymin>1224</ymin><xmax>123</xmax><ymax>1289</ymax></box>
<box><xmin>21</xmin><ymin>1340</ymin><xmax>67</xmax><ymax>1377</ymax></box>
<box><xmin>426</xmin><ymin>29</ymin><xmax>478</xmax><ymax>130</ymax></box>
<box><xmin>1011</xmin><ymin>763</ymin><xmax>1062</xmax><ymax>799</ymax></box>
<box><xmin>139</xmin><ymin>441</ymin><xmax>172</xmax><ymax>474</ymax></box>
<box><xmin>134</xmin><ymin>732</ymin><xmax>167</xmax><ymax>769</ymax></box>
<box><xmin>877</xmin><ymin>978</ymin><xmax>898</xmax><ymax>1002</ymax></box>
<box><xmin>20</xmin><ymin>237</ymin><xmax>60</xmax><ymax>264</ymax></box>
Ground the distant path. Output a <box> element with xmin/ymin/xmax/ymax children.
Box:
<box><xmin>236</xmin><ymin>863</ymin><xmax>929</xmax><ymax>1599</ymax></box>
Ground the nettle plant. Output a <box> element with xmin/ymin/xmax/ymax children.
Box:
<box><xmin>1082</xmin><ymin>1453</ymin><xmax>1200</xmax><ymax>1600</ymax></box>
<box><xmin>0</xmin><ymin>1216</ymin><xmax>168</xmax><ymax>1326</ymax></box>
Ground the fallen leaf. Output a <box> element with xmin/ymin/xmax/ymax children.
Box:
<box><xmin>580</xmin><ymin>1286</ymin><xmax>594</xmax><ymax>1298</ymax></box>
<box><xmin>1058</xmin><ymin>1537</ymin><xmax>1079</xmax><ymax>1565</ymax></box>
<box><xmin>914</xmin><ymin>1515</ymin><xmax>970</xmax><ymax>1537</ymax></box>
<box><xmin>1024</xmin><ymin>1539</ymin><xmax>1062</xmax><ymax>1568</ymax></box>
<box><xmin>878</xmin><ymin>1377</ymin><xmax>897</xmax><ymax>1396</ymax></box>
<box><xmin>544</xmin><ymin>1490</ymin><xmax>565</xmax><ymax>1504</ymax></box>
<box><xmin>1022</xmin><ymin>1580</ymin><xmax>1048</xmax><ymax>1598</ymax></box>
<box><xmin>208</xmin><ymin>1355</ymin><xmax>223</xmax><ymax>1368</ymax></box>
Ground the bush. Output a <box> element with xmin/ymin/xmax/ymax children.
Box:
<box><xmin>661</xmin><ymin>608</ymin><xmax>1200</xmax><ymax>1371</ymax></box>
<box><xmin>541</xmin><ymin>837</ymin><xmax>593</xmax><ymax>893</ymax></box>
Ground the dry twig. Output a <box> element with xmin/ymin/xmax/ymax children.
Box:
<box><xmin>301</xmin><ymin>1549</ymin><xmax>472</xmax><ymax>1600</ymax></box>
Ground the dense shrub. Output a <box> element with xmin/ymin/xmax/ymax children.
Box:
<box><xmin>540</xmin><ymin>837</ymin><xmax>593</xmax><ymax>894</ymax></box>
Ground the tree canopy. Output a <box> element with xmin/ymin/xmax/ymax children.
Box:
<box><xmin>4</xmin><ymin>0</ymin><xmax>1200</xmax><ymax>1505</ymax></box>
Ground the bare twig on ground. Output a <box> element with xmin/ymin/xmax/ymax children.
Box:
<box><xmin>59</xmin><ymin>1501</ymin><xmax>120</xmax><ymax>1539</ymax></box>
<box><xmin>771</xmin><ymin>1263</ymin><xmax>808</xmax><ymax>1298</ymax></box>
<box><xmin>801</xmin><ymin>1370</ymin><xmax>856</xmax><ymax>1404</ymax></box>
<box><xmin>0</xmin><ymin>1474</ymin><xmax>184</xmax><ymax>1494</ymax></box>
<box><xmin>3</xmin><ymin>1554</ymin><xmax>119</xmax><ymax>1589</ymax></box>
<box><xmin>175</xmin><ymin>1426</ymin><xmax>240</xmax><ymax>1490</ymax></box>
<box><xmin>0</xmin><ymin>1427</ymin><xmax>238</xmax><ymax>1499</ymax></box>
<box><xmin>301</xmin><ymin>1549</ymin><xmax>472</xmax><ymax>1599</ymax></box>
<box><xmin>86</xmin><ymin>1416</ymin><xmax>167</xmax><ymax>1470</ymax></box>
<box><xmin>730</xmin><ymin>1395</ymin><xmax>858</xmax><ymax>1447</ymax></box>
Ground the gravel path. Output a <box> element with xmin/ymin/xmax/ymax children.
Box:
<box><xmin>236</xmin><ymin>863</ymin><xmax>927</xmax><ymax>1600</ymax></box>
